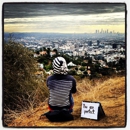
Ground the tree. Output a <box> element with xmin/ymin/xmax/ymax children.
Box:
<box><xmin>68</xmin><ymin>70</ymin><xmax>77</xmax><ymax>75</ymax></box>
<box><xmin>53</xmin><ymin>49</ymin><xmax>58</xmax><ymax>56</ymax></box>
<box><xmin>37</xmin><ymin>56</ymin><xmax>48</xmax><ymax>65</ymax></box>
<box><xmin>79</xmin><ymin>66</ymin><xmax>85</xmax><ymax>71</ymax></box>
<box><xmin>44</xmin><ymin>64</ymin><xmax>53</xmax><ymax>71</ymax></box>
<box><xmin>47</xmin><ymin>48</ymin><xmax>51</xmax><ymax>57</ymax></box>
<box><xmin>36</xmin><ymin>50</ymin><xmax>40</xmax><ymax>55</ymax></box>
<box><xmin>82</xmin><ymin>62</ymin><xmax>87</xmax><ymax>66</ymax></box>
<box><xmin>88</xmin><ymin>57</ymin><xmax>92</xmax><ymax>64</ymax></box>
<box><xmin>118</xmin><ymin>58</ymin><xmax>126</xmax><ymax>70</ymax></box>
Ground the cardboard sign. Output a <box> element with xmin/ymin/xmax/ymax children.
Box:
<box><xmin>81</xmin><ymin>101</ymin><xmax>105</xmax><ymax>120</ymax></box>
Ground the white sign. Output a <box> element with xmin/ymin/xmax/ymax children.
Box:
<box><xmin>81</xmin><ymin>101</ymin><xmax>100</xmax><ymax>120</ymax></box>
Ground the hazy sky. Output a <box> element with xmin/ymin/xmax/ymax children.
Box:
<box><xmin>3</xmin><ymin>3</ymin><xmax>126</xmax><ymax>33</ymax></box>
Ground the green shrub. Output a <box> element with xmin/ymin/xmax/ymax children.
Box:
<box><xmin>68</xmin><ymin>70</ymin><xmax>77</xmax><ymax>75</ymax></box>
<box><xmin>79</xmin><ymin>66</ymin><xmax>85</xmax><ymax>71</ymax></box>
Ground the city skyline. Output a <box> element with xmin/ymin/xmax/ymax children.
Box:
<box><xmin>3</xmin><ymin>3</ymin><xmax>126</xmax><ymax>33</ymax></box>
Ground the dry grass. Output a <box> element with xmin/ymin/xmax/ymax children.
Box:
<box><xmin>3</xmin><ymin>42</ymin><xmax>49</xmax><ymax>125</ymax></box>
<box><xmin>7</xmin><ymin>76</ymin><xmax>126</xmax><ymax>128</ymax></box>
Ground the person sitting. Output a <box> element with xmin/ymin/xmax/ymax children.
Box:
<box><xmin>46</xmin><ymin>57</ymin><xmax>77</xmax><ymax>113</ymax></box>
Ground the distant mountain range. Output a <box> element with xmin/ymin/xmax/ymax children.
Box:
<box><xmin>4</xmin><ymin>32</ymin><xmax>125</xmax><ymax>40</ymax></box>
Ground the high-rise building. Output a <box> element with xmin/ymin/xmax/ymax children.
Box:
<box><xmin>97</xmin><ymin>40</ymin><xmax>100</xmax><ymax>46</ymax></box>
<box><xmin>88</xmin><ymin>41</ymin><xmax>92</xmax><ymax>46</ymax></box>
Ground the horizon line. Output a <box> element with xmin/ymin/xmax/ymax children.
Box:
<box><xmin>4</xmin><ymin>32</ymin><xmax>125</xmax><ymax>34</ymax></box>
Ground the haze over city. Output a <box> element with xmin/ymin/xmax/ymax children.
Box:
<box><xmin>3</xmin><ymin>3</ymin><xmax>126</xmax><ymax>34</ymax></box>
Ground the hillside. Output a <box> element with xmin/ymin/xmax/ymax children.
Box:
<box><xmin>7</xmin><ymin>76</ymin><xmax>126</xmax><ymax>128</ymax></box>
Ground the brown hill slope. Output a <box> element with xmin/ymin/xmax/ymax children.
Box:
<box><xmin>8</xmin><ymin>76</ymin><xmax>126</xmax><ymax>127</ymax></box>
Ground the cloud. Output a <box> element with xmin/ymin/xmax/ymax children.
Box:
<box><xmin>4</xmin><ymin>12</ymin><xmax>125</xmax><ymax>26</ymax></box>
<box><xmin>3</xmin><ymin>3</ymin><xmax>125</xmax><ymax>19</ymax></box>
<box><xmin>3</xmin><ymin>3</ymin><xmax>125</xmax><ymax>33</ymax></box>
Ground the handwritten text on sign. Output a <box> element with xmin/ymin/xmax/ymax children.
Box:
<box><xmin>81</xmin><ymin>102</ymin><xmax>100</xmax><ymax>120</ymax></box>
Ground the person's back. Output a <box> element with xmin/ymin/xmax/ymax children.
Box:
<box><xmin>46</xmin><ymin>57</ymin><xmax>77</xmax><ymax>112</ymax></box>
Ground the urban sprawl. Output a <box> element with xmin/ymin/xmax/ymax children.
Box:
<box><xmin>5</xmin><ymin>32</ymin><xmax>126</xmax><ymax>77</ymax></box>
